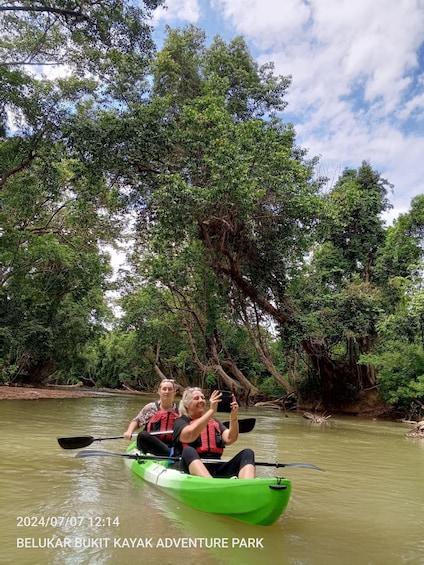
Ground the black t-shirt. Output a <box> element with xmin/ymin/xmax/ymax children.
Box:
<box><xmin>172</xmin><ymin>415</ymin><xmax>226</xmax><ymax>456</ymax></box>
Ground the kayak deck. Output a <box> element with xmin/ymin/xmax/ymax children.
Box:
<box><xmin>125</xmin><ymin>445</ymin><xmax>292</xmax><ymax>526</ymax></box>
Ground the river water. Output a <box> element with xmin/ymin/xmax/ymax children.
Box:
<box><xmin>0</xmin><ymin>394</ymin><xmax>423</xmax><ymax>565</ymax></box>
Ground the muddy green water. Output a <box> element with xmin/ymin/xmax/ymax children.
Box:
<box><xmin>0</xmin><ymin>395</ymin><xmax>423</xmax><ymax>565</ymax></box>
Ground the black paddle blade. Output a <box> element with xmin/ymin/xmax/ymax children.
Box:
<box><xmin>240</xmin><ymin>418</ymin><xmax>256</xmax><ymax>433</ymax></box>
<box><xmin>58</xmin><ymin>436</ymin><xmax>96</xmax><ymax>449</ymax></box>
<box><xmin>222</xmin><ymin>417</ymin><xmax>256</xmax><ymax>433</ymax></box>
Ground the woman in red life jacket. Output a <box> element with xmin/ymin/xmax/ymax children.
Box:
<box><xmin>173</xmin><ymin>388</ymin><xmax>255</xmax><ymax>478</ymax></box>
<box><xmin>123</xmin><ymin>379</ymin><xmax>179</xmax><ymax>456</ymax></box>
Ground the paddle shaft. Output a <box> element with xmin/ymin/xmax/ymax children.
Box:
<box><xmin>57</xmin><ymin>430</ymin><xmax>170</xmax><ymax>450</ymax></box>
<box><xmin>57</xmin><ymin>418</ymin><xmax>256</xmax><ymax>450</ymax></box>
<box><xmin>75</xmin><ymin>450</ymin><xmax>323</xmax><ymax>471</ymax></box>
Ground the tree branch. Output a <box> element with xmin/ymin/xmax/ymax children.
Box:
<box><xmin>0</xmin><ymin>151</ymin><xmax>36</xmax><ymax>189</ymax></box>
<box><xmin>0</xmin><ymin>6</ymin><xmax>89</xmax><ymax>22</ymax></box>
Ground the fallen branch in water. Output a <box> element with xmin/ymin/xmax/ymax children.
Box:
<box><xmin>303</xmin><ymin>411</ymin><xmax>332</xmax><ymax>424</ymax></box>
<box><xmin>406</xmin><ymin>420</ymin><xmax>424</xmax><ymax>438</ymax></box>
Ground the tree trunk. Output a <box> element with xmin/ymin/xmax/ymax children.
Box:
<box><xmin>153</xmin><ymin>363</ymin><xmax>168</xmax><ymax>380</ymax></box>
<box><xmin>240</xmin><ymin>306</ymin><xmax>294</xmax><ymax>394</ymax></box>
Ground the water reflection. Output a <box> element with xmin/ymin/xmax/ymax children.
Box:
<box><xmin>0</xmin><ymin>396</ymin><xmax>423</xmax><ymax>565</ymax></box>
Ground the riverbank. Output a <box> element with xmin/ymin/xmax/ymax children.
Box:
<box><xmin>0</xmin><ymin>384</ymin><xmax>402</xmax><ymax>421</ymax></box>
<box><xmin>0</xmin><ymin>384</ymin><xmax>148</xmax><ymax>400</ymax></box>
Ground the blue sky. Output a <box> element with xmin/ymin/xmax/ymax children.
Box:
<box><xmin>151</xmin><ymin>0</ymin><xmax>424</xmax><ymax>224</ymax></box>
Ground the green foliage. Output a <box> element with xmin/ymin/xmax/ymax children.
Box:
<box><xmin>0</xmin><ymin>0</ymin><xmax>163</xmax><ymax>101</ymax></box>
<box><xmin>320</xmin><ymin>161</ymin><xmax>392</xmax><ymax>281</ymax></box>
<box><xmin>361</xmin><ymin>344</ymin><xmax>424</xmax><ymax>411</ymax></box>
<box><xmin>0</xmin><ymin>125</ymin><xmax>118</xmax><ymax>381</ymax></box>
<box><xmin>295</xmin><ymin>371</ymin><xmax>324</xmax><ymax>404</ymax></box>
<box><xmin>373</xmin><ymin>196</ymin><xmax>424</xmax><ymax>314</ymax></box>
<box><xmin>290</xmin><ymin>163</ymin><xmax>394</xmax><ymax>383</ymax></box>
<box><xmin>0</xmin><ymin>2</ymin><xmax>159</xmax><ymax>384</ymax></box>
<box><xmin>256</xmin><ymin>377</ymin><xmax>289</xmax><ymax>399</ymax></box>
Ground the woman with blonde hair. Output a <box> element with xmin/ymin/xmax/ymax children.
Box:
<box><xmin>173</xmin><ymin>388</ymin><xmax>255</xmax><ymax>478</ymax></box>
<box><xmin>123</xmin><ymin>379</ymin><xmax>179</xmax><ymax>456</ymax></box>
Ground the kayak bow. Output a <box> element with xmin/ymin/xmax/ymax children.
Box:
<box><xmin>124</xmin><ymin>443</ymin><xmax>292</xmax><ymax>526</ymax></box>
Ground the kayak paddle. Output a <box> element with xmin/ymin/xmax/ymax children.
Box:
<box><xmin>57</xmin><ymin>418</ymin><xmax>256</xmax><ymax>450</ymax></box>
<box><xmin>57</xmin><ymin>429</ymin><xmax>175</xmax><ymax>450</ymax></box>
<box><xmin>58</xmin><ymin>433</ymin><xmax>138</xmax><ymax>450</ymax></box>
<box><xmin>75</xmin><ymin>449</ymin><xmax>323</xmax><ymax>471</ymax></box>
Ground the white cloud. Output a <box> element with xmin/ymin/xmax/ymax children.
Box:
<box><xmin>212</xmin><ymin>0</ymin><xmax>311</xmax><ymax>44</ymax></box>
<box><xmin>154</xmin><ymin>0</ymin><xmax>201</xmax><ymax>23</ymax></box>
<box><xmin>399</xmin><ymin>92</ymin><xmax>424</xmax><ymax>121</ymax></box>
<box><xmin>213</xmin><ymin>0</ymin><xmax>423</xmax><ymax>114</ymax></box>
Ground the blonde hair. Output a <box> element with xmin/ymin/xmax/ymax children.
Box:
<box><xmin>158</xmin><ymin>379</ymin><xmax>175</xmax><ymax>391</ymax></box>
<box><xmin>179</xmin><ymin>387</ymin><xmax>203</xmax><ymax>416</ymax></box>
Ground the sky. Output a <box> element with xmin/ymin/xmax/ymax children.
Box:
<box><xmin>151</xmin><ymin>0</ymin><xmax>424</xmax><ymax>224</ymax></box>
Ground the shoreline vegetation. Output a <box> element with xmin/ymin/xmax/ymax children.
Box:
<box><xmin>2</xmin><ymin>385</ymin><xmax>422</xmax><ymax>437</ymax></box>
<box><xmin>0</xmin><ymin>383</ymin><xmax>392</xmax><ymax>416</ymax></box>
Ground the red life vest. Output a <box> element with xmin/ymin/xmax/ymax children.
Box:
<box><xmin>183</xmin><ymin>418</ymin><xmax>225</xmax><ymax>455</ymax></box>
<box><xmin>146</xmin><ymin>409</ymin><xmax>179</xmax><ymax>443</ymax></box>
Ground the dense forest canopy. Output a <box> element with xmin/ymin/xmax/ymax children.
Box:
<box><xmin>1</xmin><ymin>3</ymin><xmax>424</xmax><ymax>419</ymax></box>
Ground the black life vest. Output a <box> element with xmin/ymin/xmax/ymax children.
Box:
<box><xmin>183</xmin><ymin>418</ymin><xmax>225</xmax><ymax>455</ymax></box>
<box><xmin>146</xmin><ymin>406</ymin><xmax>179</xmax><ymax>443</ymax></box>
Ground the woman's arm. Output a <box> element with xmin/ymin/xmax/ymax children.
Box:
<box><xmin>123</xmin><ymin>419</ymin><xmax>139</xmax><ymax>439</ymax></box>
<box><xmin>123</xmin><ymin>402</ymin><xmax>157</xmax><ymax>439</ymax></box>
<box><xmin>221</xmin><ymin>395</ymin><xmax>239</xmax><ymax>445</ymax></box>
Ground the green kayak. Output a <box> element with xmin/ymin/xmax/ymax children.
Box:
<box><xmin>124</xmin><ymin>444</ymin><xmax>292</xmax><ymax>526</ymax></box>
